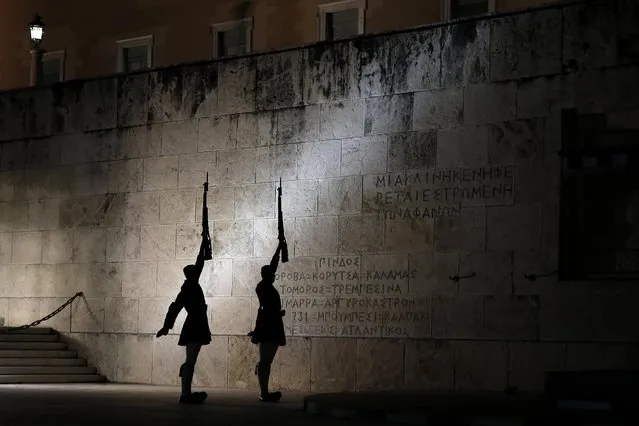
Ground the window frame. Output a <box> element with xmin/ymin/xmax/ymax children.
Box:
<box><xmin>443</xmin><ymin>0</ymin><xmax>496</xmax><ymax>21</ymax></box>
<box><xmin>116</xmin><ymin>35</ymin><xmax>154</xmax><ymax>73</ymax></box>
<box><xmin>318</xmin><ymin>0</ymin><xmax>366</xmax><ymax>42</ymax></box>
<box><xmin>211</xmin><ymin>17</ymin><xmax>253</xmax><ymax>59</ymax></box>
<box><xmin>41</xmin><ymin>49</ymin><xmax>66</xmax><ymax>84</ymax></box>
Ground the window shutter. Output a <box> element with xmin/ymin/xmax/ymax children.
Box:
<box><xmin>327</xmin><ymin>8</ymin><xmax>359</xmax><ymax>41</ymax></box>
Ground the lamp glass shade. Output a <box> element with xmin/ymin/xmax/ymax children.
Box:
<box><xmin>29</xmin><ymin>15</ymin><xmax>44</xmax><ymax>44</ymax></box>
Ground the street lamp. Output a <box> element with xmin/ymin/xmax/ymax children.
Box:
<box><xmin>28</xmin><ymin>14</ymin><xmax>45</xmax><ymax>86</ymax></box>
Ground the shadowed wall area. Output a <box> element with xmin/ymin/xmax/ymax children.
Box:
<box><xmin>1</xmin><ymin>0</ymin><xmax>639</xmax><ymax>392</ymax></box>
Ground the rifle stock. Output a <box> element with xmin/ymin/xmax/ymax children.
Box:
<box><xmin>277</xmin><ymin>177</ymin><xmax>289</xmax><ymax>263</ymax></box>
<box><xmin>202</xmin><ymin>173</ymin><xmax>213</xmax><ymax>260</ymax></box>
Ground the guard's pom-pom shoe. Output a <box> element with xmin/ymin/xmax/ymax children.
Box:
<box><xmin>179</xmin><ymin>392</ymin><xmax>208</xmax><ymax>404</ymax></box>
<box><xmin>259</xmin><ymin>391</ymin><xmax>282</xmax><ymax>403</ymax></box>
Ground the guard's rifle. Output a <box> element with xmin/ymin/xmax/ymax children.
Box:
<box><xmin>202</xmin><ymin>173</ymin><xmax>213</xmax><ymax>260</ymax></box>
<box><xmin>277</xmin><ymin>177</ymin><xmax>289</xmax><ymax>263</ymax></box>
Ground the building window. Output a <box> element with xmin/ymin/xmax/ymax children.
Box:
<box><xmin>41</xmin><ymin>50</ymin><xmax>65</xmax><ymax>85</ymax></box>
<box><xmin>319</xmin><ymin>0</ymin><xmax>366</xmax><ymax>41</ymax></box>
<box><xmin>444</xmin><ymin>0</ymin><xmax>495</xmax><ymax>20</ymax></box>
<box><xmin>116</xmin><ymin>35</ymin><xmax>153</xmax><ymax>73</ymax></box>
<box><xmin>211</xmin><ymin>18</ymin><xmax>253</xmax><ymax>58</ymax></box>
<box><xmin>559</xmin><ymin>109</ymin><xmax>639</xmax><ymax>280</ymax></box>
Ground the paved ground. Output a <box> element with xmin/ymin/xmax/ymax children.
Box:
<box><xmin>0</xmin><ymin>384</ymin><xmax>369</xmax><ymax>426</ymax></box>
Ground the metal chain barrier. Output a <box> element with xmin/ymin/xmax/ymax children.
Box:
<box><xmin>0</xmin><ymin>292</ymin><xmax>84</xmax><ymax>333</ymax></box>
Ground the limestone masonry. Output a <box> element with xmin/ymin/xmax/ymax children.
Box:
<box><xmin>1</xmin><ymin>0</ymin><xmax>638</xmax><ymax>392</ymax></box>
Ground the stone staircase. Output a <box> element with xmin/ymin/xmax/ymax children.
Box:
<box><xmin>0</xmin><ymin>327</ymin><xmax>106</xmax><ymax>384</ymax></box>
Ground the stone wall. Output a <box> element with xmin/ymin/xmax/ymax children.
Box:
<box><xmin>1</xmin><ymin>0</ymin><xmax>638</xmax><ymax>392</ymax></box>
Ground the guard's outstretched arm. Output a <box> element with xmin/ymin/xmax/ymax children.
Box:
<box><xmin>162</xmin><ymin>292</ymin><xmax>185</xmax><ymax>331</ymax></box>
<box><xmin>193</xmin><ymin>237</ymin><xmax>206</xmax><ymax>281</ymax></box>
<box><xmin>269</xmin><ymin>241</ymin><xmax>282</xmax><ymax>273</ymax></box>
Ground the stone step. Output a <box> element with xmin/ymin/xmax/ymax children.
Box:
<box><xmin>0</xmin><ymin>342</ymin><xmax>67</xmax><ymax>350</ymax></box>
<box><xmin>0</xmin><ymin>365</ymin><xmax>97</xmax><ymax>375</ymax></box>
<box><xmin>0</xmin><ymin>327</ymin><xmax>53</xmax><ymax>335</ymax></box>
<box><xmin>0</xmin><ymin>358</ymin><xmax>86</xmax><ymax>366</ymax></box>
<box><xmin>0</xmin><ymin>374</ymin><xmax>106</xmax><ymax>384</ymax></box>
<box><xmin>0</xmin><ymin>350</ymin><xmax>76</xmax><ymax>358</ymax></box>
<box><xmin>0</xmin><ymin>334</ymin><xmax>59</xmax><ymax>342</ymax></box>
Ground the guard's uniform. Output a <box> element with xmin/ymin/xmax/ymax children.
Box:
<box><xmin>163</xmin><ymin>280</ymin><xmax>211</xmax><ymax>346</ymax></box>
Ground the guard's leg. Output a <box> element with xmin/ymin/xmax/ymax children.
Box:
<box><xmin>257</xmin><ymin>342</ymin><xmax>279</xmax><ymax>400</ymax></box>
<box><xmin>180</xmin><ymin>343</ymin><xmax>201</xmax><ymax>397</ymax></box>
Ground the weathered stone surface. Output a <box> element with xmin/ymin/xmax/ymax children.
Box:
<box><xmin>148</xmin><ymin>70</ymin><xmax>186</xmax><ymax>124</ymax></box>
<box><xmin>318</xmin><ymin>177</ymin><xmax>362</xmax><ymax>215</ymax></box>
<box><xmin>409</xmin><ymin>252</ymin><xmax>459</xmax><ymax>296</ymax></box>
<box><xmin>108</xmin><ymin>159</ymin><xmax>144</xmax><ymax>193</ymax></box>
<box><xmin>72</xmin><ymin>162</ymin><xmax>109</xmax><ymax>196</ymax></box>
<box><xmin>0</xmin><ymin>298</ymin><xmax>7</xmax><ymax>325</ymax></box>
<box><xmin>455</xmin><ymin>341</ymin><xmax>508</xmax><ymax>391</ymax></box>
<box><xmin>200</xmin><ymin>259</ymin><xmax>233</xmax><ymax>297</ymax></box>
<box><xmin>304</xmin><ymin>41</ymin><xmax>361</xmax><ymax>104</ymax></box>
<box><xmin>25</xmin><ymin>264</ymin><xmax>58</xmax><ymax>298</ymax></box>
<box><xmin>320</xmin><ymin>100</ymin><xmax>365</xmax><ymax>140</ymax></box>
<box><xmin>360</xmin><ymin>29</ymin><xmax>441</xmax><ymax>97</ymax></box>
<box><xmin>517</xmin><ymin>75</ymin><xmax>575</xmax><ymax>120</ymax></box>
<box><xmin>413</xmin><ymin>88</ymin><xmax>463</xmax><ymax>131</ymax></box>
<box><xmin>310</xmin><ymin>338</ymin><xmax>357</xmax><ymax>391</ymax></box>
<box><xmin>198</xmin><ymin>115</ymin><xmax>237</xmax><ymax>152</ymax></box>
<box><xmin>122</xmin><ymin>261</ymin><xmax>157</xmax><ymax>298</ymax></box>
<box><xmin>459</xmin><ymin>250</ymin><xmax>513</xmax><ymax>295</ymax></box>
<box><xmin>0</xmin><ymin>233</ymin><xmax>10</xmax><ymax>264</ymax></box>
<box><xmin>175</xmin><ymin>224</ymin><xmax>200</xmax><ymax>260</ymax></box>
<box><xmin>513</xmin><ymin>249</ymin><xmax>558</xmax><ymax>295</ymax></box>
<box><xmin>356</xmin><ymin>339</ymin><xmax>404</xmax><ymax>390</ymax></box>
<box><xmin>515</xmin><ymin>160</ymin><xmax>560</xmax><ymax>204</ymax></box>
<box><xmin>81</xmin><ymin>78</ymin><xmax>117</xmax><ymax>131</ymax></box>
<box><xmin>435</xmin><ymin>206</ymin><xmax>486</xmax><ymax>252</ymax></box>
<box><xmin>39</xmin><ymin>297</ymin><xmax>71</xmax><ymax>332</ymax></box>
<box><xmin>119</xmin><ymin>192</ymin><xmax>161</xmax><ymax>226</ymax></box>
<box><xmin>253</xmin><ymin>218</ymin><xmax>295</xmax><ymax>258</ymax></box>
<box><xmin>182</xmin><ymin>63</ymin><xmax>219</xmax><ymax>119</ymax></box>
<box><xmin>617</xmin><ymin>0</ymin><xmax>639</xmax><ymax>65</ymax></box>
<box><xmin>213</xmin><ymin>221</ymin><xmax>253</xmax><ymax>258</ymax></box>
<box><xmin>151</xmin><ymin>334</ymin><xmax>181</xmax><ymax>385</ymax></box>
<box><xmin>71</xmin><ymin>297</ymin><xmax>105</xmax><ymax>332</ymax></box>
<box><xmin>210</xmin><ymin>297</ymin><xmax>251</xmax><ymax>335</ymax></box>
<box><xmin>117</xmin><ymin>334</ymin><xmax>153</xmax><ymax>383</ymax></box>
<box><xmin>159</xmin><ymin>189</ymin><xmax>196</xmax><ymax>224</ymax></box>
<box><xmin>11</xmin><ymin>231</ymin><xmax>42</xmax><ymax>264</ymax></box>
<box><xmin>73</xmin><ymin>228</ymin><xmax>106</xmax><ymax>263</ymax></box>
<box><xmin>405</xmin><ymin>340</ymin><xmax>455</xmax><ymax>390</ymax></box>
<box><xmin>42</xmin><ymin>230</ymin><xmax>73</xmax><ymax>264</ymax></box>
<box><xmin>295</xmin><ymin>217</ymin><xmax>338</xmax><ymax>256</ymax></box>
<box><xmin>234</xmin><ymin>113</ymin><xmax>258</xmax><ymax>148</ymax></box>
<box><xmin>21</xmin><ymin>88</ymin><xmax>53</xmax><ymax>138</ymax></box>
<box><xmin>437</xmin><ymin>125</ymin><xmax>488</xmax><ymax>168</ymax></box>
<box><xmin>0</xmin><ymin>141</ymin><xmax>27</xmax><ymax>171</ymax></box>
<box><xmin>228</xmin><ymin>336</ymin><xmax>261</xmax><ymax>389</ymax></box>
<box><xmin>465</xmin><ymin>82</ymin><xmax>517</xmax><ymax>125</ymax></box>
<box><xmin>364</xmin><ymin>94</ymin><xmax>413</xmax><ymax>136</ymax></box>
<box><xmin>28</xmin><ymin>199</ymin><xmax>61</xmax><ymax>231</ymax></box>
<box><xmin>277</xmin><ymin>105</ymin><xmax>320</xmax><ymax>144</ymax></box>
<box><xmin>487</xmin><ymin>119</ymin><xmax>544</xmax><ymax>164</ymax></box>
<box><xmin>235</xmin><ymin>183</ymin><xmax>276</xmax><ymax>220</ymax></box>
<box><xmin>60</xmin><ymin>195</ymin><xmax>112</xmax><ymax>235</ymax></box>
<box><xmin>216</xmin><ymin>148</ymin><xmax>256</xmax><ymax>185</ymax></box>
<box><xmin>161</xmin><ymin>120</ymin><xmax>198</xmax><ymax>155</ymax></box>
<box><xmin>139</xmin><ymin>297</ymin><xmax>184</xmax><ymax>333</ymax></box>
<box><xmin>118</xmin><ymin>125</ymin><xmax>162</xmax><ymax>160</ymax></box>
<box><xmin>490</xmin><ymin>9</ymin><xmax>562</xmax><ymax>81</ymax></box>
<box><xmin>297</xmin><ymin>140</ymin><xmax>342</xmax><ymax>180</ymax></box>
<box><xmin>562</xmin><ymin>1</ymin><xmax>616</xmax><ymax>71</ymax></box>
<box><xmin>93</xmin><ymin>130</ymin><xmax>123</xmax><ymax>163</ymax></box>
<box><xmin>80</xmin><ymin>263</ymin><xmax>123</xmax><ymax>298</ymax></box>
<box><xmin>231</xmin><ymin>258</ymin><xmax>264</xmax><ymax>297</ymax></box>
<box><xmin>117</xmin><ymin>74</ymin><xmax>149</xmax><ymax>127</ymax></box>
<box><xmin>257</xmin><ymin>111</ymin><xmax>278</xmax><ymax>146</ymax></box>
<box><xmin>280</xmin><ymin>179</ymin><xmax>318</xmax><ymax>218</ymax></box>
<box><xmin>509</xmin><ymin>342</ymin><xmax>565</xmax><ymax>392</ymax></box>
<box><xmin>485</xmin><ymin>296</ymin><xmax>539</xmax><ymax>340</ymax></box>
<box><xmin>432</xmin><ymin>295</ymin><xmax>484</xmax><ymax>339</ymax></box>
<box><xmin>0</xmin><ymin>265</ymin><xmax>26</xmax><ymax>297</ymax></box>
<box><xmin>0</xmin><ymin>171</ymin><xmax>14</xmax><ymax>201</ymax></box>
<box><xmin>276</xmin><ymin>337</ymin><xmax>310</xmax><ymax>391</ymax></box>
<box><xmin>177</xmin><ymin>151</ymin><xmax>216</xmax><ymax>189</ymax></box>
<box><xmin>218</xmin><ymin>58</ymin><xmax>256</xmax><ymax>115</ymax></box>
<box><xmin>195</xmin><ymin>186</ymin><xmax>235</xmax><ymax>221</ymax></box>
<box><xmin>385</xmin><ymin>217</ymin><xmax>434</xmax><ymax>253</ymax></box>
<box><xmin>257</xmin><ymin>50</ymin><xmax>304</xmax><ymax>111</ymax></box>
<box><xmin>104</xmin><ymin>298</ymin><xmax>139</xmax><ymax>333</ymax></box>
<box><xmin>25</xmin><ymin>137</ymin><xmax>61</xmax><ymax>169</ymax></box>
<box><xmin>388</xmin><ymin>131</ymin><xmax>437</xmax><ymax>172</ymax></box>
<box><xmin>194</xmin><ymin>336</ymin><xmax>229</xmax><ymax>388</ymax></box>
<box><xmin>140</xmin><ymin>225</ymin><xmax>176</xmax><ymax>260</ymax></box>
<box><xmin>255</xmin><ymin>145</ymin><xmax>298</xmax><ymax>182</ymax></box>
<box><xmin>143</xmin><ymin>156</ymin><xmax>178</xmax><ymax>191</ymax></box>
<box><xmin>0</xmin><ymin>201</ymin><xmax>28</xmax><ymax>231</ymax></box>
<box><xmin>341</xmin><ymin>136</ymin><xmax>387</xmax><ymax>176</ymax></box>
<box><xmin>7</xmin><ymin>298</ymin><xmax>39</xmax><ymax>326</ymax></box>
<box><xmin>441</xmin><ymin>20</ymin><xmax>490</xmax><ymax>87</ymax></box>
<box><xmin>486</xmin><ymin>204</ymin><xmax>542</xmax><ymax>250</ymax></box>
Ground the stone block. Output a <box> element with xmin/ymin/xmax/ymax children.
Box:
<box><xmin>71</xmin><ymin>298</ymin><xmax>105</xmax><ymax>332</ymax></box>
<box><xmin>122</xmin><ymin>262</ymin><xmax>157</xmax><ymax>298</ymax></box>
<box><xmin>464</xmin><ymin>82</ymin><xmax>517</xmax><ymax>125</ymax></box>
<box><xmin>0</xmin><ymin>265</ymin><xmax>26</xmax><ymax>297</ymax></box>
<box><xmin>143</xmin><ymin>156</ymin><xmax>178</xmax><ymax>191</ymax></box>
<box><xmin>236</xmin><ymin>113</ymin><xmax>258</xmax><ymax>148</ymax></box>
<box><xmin>485</xmin><ymin>295</ymin><xmax>539</xmax><ymax>340</ymax></box>
<box><xmin>104</xmin><ymin>298</ymin><xmax>139</xmax><ymax>333</ymax></box>
<box><xmin>121</xmin><ymin>192</ymin><xmax>161</xmax><ymax>226</ymax></box>
<box><xmin>455</xmin><ymin>341</ymin><xmax>508</xmax><ymax>391</ymax></box>
<box><xmin>159</xmin><ymin>189</ymin><xmax>196</xmax><ymax>224</ymax></box>
<box><xmin>194</xmin><ymin>336</ymin><xmax>229</xmax><ymax>388</ymax></box>
<box><xmin>28</xmin><ymin>199</ymin><xmax>61</xmax><ymax>231</ymax></box>
<box><xmin>0</xmin><ymin>233</ymin><xmax>10</xmax><ymax>264</ymax></box>
<box><xmin>151</xmin><ymin>334</ymin><xmax>182</xmax><ymax>385</ymax></box>
<box><xmin>437</xmin><ymin>125</ymin><xmax>488</xmax><ymax>169</ymax></box>
<box><xmin>487</xmin><ymin>119</ymin><xmax>544</xmax><ymax>164</ymax></box>
<box><xmin>81</xmin><ymin>78</ymin><xmax>117</xmax><ymax>131</ymax></box>
<box><xmin>409</xmin><ymin>252</ymin><xmax>459</xmax><ymax>296</ymax></box>
<box><xmin>41</xmin><ymin>230</ymin><xmax>73</xmax><ymax>264</ymax></box>
<box><xmin>117</xmin><ymin>334</ymin><xmax>153</xmax><ymax>383</ymax></box>
<box><xmin>228</xmin><ymin>335</ymin><xmax>261</xmax><ymax>389</ymax></box>
<box><xmin>318</xmin><ymin>177</ymin><xmax>362</xmax><ymax>216</ymax></box>
<box><xmin>213</xmin><ymin>221</ymin><xmax>253</xmax><ymax>258</ymax></box>
<box><xmin>356</xmin><ymin>339</ymin><xmax>404</xmax><ymax>390</ymax></box>
<box><xmin>441</xmin><ymin>20</ymin><xmax>490</xmax><ymax>87</ymax></box>
<box><xmin>161</xmin><ymin>120</ymin><xmax>198</xmax><ymax>156</ymax></box>
<box><xmin>59</xmin><ymin>133</ymin><xmax>92</xmax><ymax>166</ymax></box>
<box><xmin>195</xmin><ymin>186</ymin><xmax>235</xmax><ymax>221</ymax></box>
<box><xmin>257</xmin><ymin>50</ymin><xmax>304</xmax><ymax>111</ymax></box>
<box><xmin>200</xmin><ymin>259</ymin><xmax>233</xmax><ymax>297</ymax></box>
<box><xmin>118</xmin><ymin>125</ymin><xmax>162</xmax><ymax>160</ymax></box>
<box><xmin>7</xmin><ymin>298</ymin><xmax>39</xmax><ymax>326</ymax></box>
<box><xmin>364</xmin><ymin>94</ymin><xmax>413</xmax><ymax>136</ymax></box>
<box><xmin>85</xmin><ymin>263</ymin><xmax>124</xmax><ymax>298</ymax></box>
<box><xmin>11</xmin><ymin>231</ymin><xmax>42</xmax><ymax>264</ymax></box>
<box><xmin>0</xmin><ymin>298</ymin><xmax>7</xmax><ymax>325</ymax></box>
<box><xmin>231</xmin><ymin>258</ymin><xmax>264</xmax><ymax>297</ymax></box>
<box><xmin>405</xmin><ymin>340</ymin><xmax>455</xmax><ymax>390</ymax></box>
<box><xmin>562</xmin><ymin>1</ymin><xmax>616</xmax><ymax>71</ymax></box>
<box><xmin>72</xmin><ymin>228</ymin><xmax>106</xmax><ymax>263</ymax></box>
<box><xmin>108</xmin><ymin>159</ymin><xmax>144</xmax><ymax>193</ymax></box>
<box><xmin>413</xmin><ymin>88</ymin><xmax>464</xmax><ymax>131</ymax></box>
<box><xmin>198</xmin><ymin>115</ymin><xmax>237</xmax><ymax>152</ymax></box>
<box><xmin>297</xmin><ymin>140</ymin><xmax>341</xmax><ymax>180</ymax></box>
<box><xmin>515</xmin><ymin>160</ymin><xmax>560</xmax><ymax>204</ymax></box>
<box><xmin>117</xmin><ymin>74</ymin><xmax>149</xmax><ymax>127</ymax></box>
<box><xmin>294</xmin><ymin>217</ymin><xmax>338</xmax><ymax>256</ymax></box>
<box><xmin>459</xmin><ymin>250</ymin><xmax>513</xmax><ymax>295</ymax></box>
<box><xmin>106</xmin><ymin>226</ymin><xmax>140</xmax><ymax>262</ymax></box>
<box><xmin>490</xmin><ymin>9</ymin><xmax>562</xmax><ymax>81</ymax></box>
<box><xmin>253</xmin><ymin>218</ymin><xmax>295</xmax><ymax>258</ymax></box>
<box><xmin>24</xmin><ymin>264</ymin><xmax>57</xmax><ymax>297</ymax></box>
<box><xmin>517</xmin><ymin>74</ymin><xmax>575</xmax><ymax>120</ymax></box>
<box><xmin>175</xmin><ymin>223</ymin><xmax>200</xmax><ymax>260</ymax></box>
<box><xmin>435</xmin><ymin>206</ymin><xmax>486</xmax><ymax>252</ymax></box>
<box><xmin>513</xmin><ymin>249</ymin><xmax>558</xmax><ymax>295</ymax></box>
<box><xmin>338</xmin><ymin>215</ymin><xmax>384</xmax><ymax>254</ymax></box>
<box><xmin>0</xmin><ymin>171</ymin><xmax>14</xmax><ymax>201</ymax></box>
<box><xmin>216</xmin><ymin>148</ymin><xmax>256</xmax><ymax>185</ymax></box>
<box><xmin>385</xmin><ymin>217</ymin><xmax>434</xmax><ymax>253</ymax></box>
<box><xmin>388</xmin><ymin>131</ymin><xmax>437</xmax><ymax>172</ymax></box>
<box><xmin>257</xmin><ymin>111</ymin><xmax>278</xmax><ymax>146</ymax></box>
<box><xmin>432</xmin><ymin>295</ymin><xmax>484</xmax><ymax>339</ymax></box>
<box><xmin>617</xmin><ymin>0</ymin><xmax>639</xmax><ymax>65</ymax></box>
<box><xmin>39</xmin><ymin>297</ymin><xmax>71</xmax><ymax>332</ymax></box>
<box><xmin>218</xmin><ymin>58</ymin><xmax>256</xmax><ymax>115</ymax></box>
<box><xmin>140</xmin><ymin>225</ymin><xmax>176</xmax><ymax>260</ymax></box>
<box><xmin>177</xmin><ymin>151</ymin><xmax>216</xmax><ymax>189</ymax></box>
<box><xmin>340</xmin><ymin>136</ymin><xmax>388</xmax><ymax>176</ymax></box>
<box><xmin>25</xmin><ymin>137</ymin><xmax>61</xmax><ymax>169</ymax></box>
<box><xmin>276</xmin><ymin>105</ymin><xmax>320</xmax><ymax>144</ymax></box>
<box><xmin>280</xmin><ymin>179</ymin><xmax>318</xmax><ymax>218</ymax></box>
<box><xmin>23</xmin><ymin>88</ymin><xmax>53</xmax><ymax>138</ymax></box>
<box><xmin>255</xmin><ymin>145</ymin><xmax>298</xmax><ymax>182</ymax></box>
<box><xmin>93</xmin><ymin>130</ymin><xmax>122</xmax><ymax>163</ymax></box>
<box><xmin>0</xmin><ymin>201</ymin><xmax>27</xmax><ymax>231</ymax></box>
<box><xmin>139</xmin><ymin>297</ymin><xmax>183</xmax><ymax>334</ymax></box>
<box><xmin>320</xmin><ymin>100</ymin><xmax>365</xmax><ymax>140</ymax></box>
<box><xmin>360</xmin><ymin>254</ymin><xmax>409</xmax><ymax>294</ymax></box>
<box><xmin>0</xmin><ymin>140</ymin><xmax>27</xmax><ymax>171</ymax></box>
<box><xmin>360</xmin><ymin>29</ymin><xmax>441</xmax><ymax>97</ymax></box>
<box><xmin>235</xmin><ymin>183</ymin><xmax>276</xmax><ymax>220</ymax></box>
<box><xmin>183</xmin><ymin>63</ymin><xmax>219</xmax><ymax>119</ymax></box>
<box><xmin>210</xmin><ymin>297</ymin><xmax>251</xmax><ymax>335</ymax></box>
<box><xmin>278</xmin><ymin>337</ymin><xmax>311</xmax><ymax>391</ymax></box>
<box><xmin>509</xmin><ymin>342</ymin><xmax>565</xmax><ymax>392</ymax></box>
<box><xmin>486</xmin><ymin>204</ymin><xmax>542</xmax><ymax>250</ymax></box>
<box><xmin>71</xmin><ymin>163</ymin><xmax>109</xmax><ymax>196</ymax></box>
<box><xmin>304</xmin><ymin>41</ymin><xmax>361</xmax><ymax>103</ymax></box>
<box><xmin>148</xmin><ymin>70</ymin><xmax>186</xmax><ymax>124</ymax></box>
<box><xmin>310</xmin><ymin>338</ymin><xmax>357</xmax><ymax>391</ymax></box>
